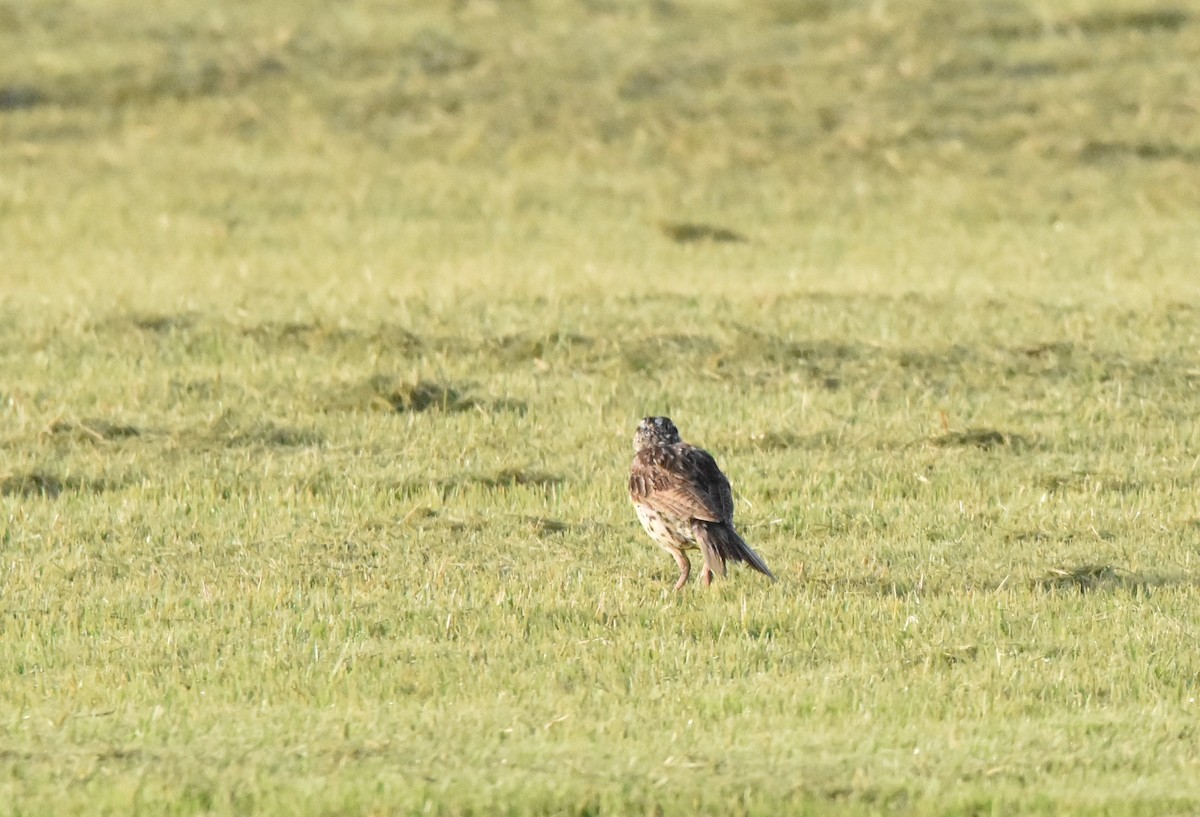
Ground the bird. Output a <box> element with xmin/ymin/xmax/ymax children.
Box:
<box><xmin>628</xmin><ymin>416</ymin><xmax>775</xmax><ymax>591</ymax></box>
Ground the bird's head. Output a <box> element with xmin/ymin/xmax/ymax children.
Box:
<box><xmin>633</xmin><ymin>416</ymin><xmax>681</xmax><ymax>451</ymax></box>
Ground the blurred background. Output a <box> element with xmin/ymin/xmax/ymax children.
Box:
<box><xmin>2</xmin><ymin>0</ymin><xmax>1198</xmax><ymax>312</ymax></box>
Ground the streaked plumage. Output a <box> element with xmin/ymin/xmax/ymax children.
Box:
<box><xmin>629</xmin><ymin>416</ymin><xmax>775</xmax><ymax>590</ymax></box>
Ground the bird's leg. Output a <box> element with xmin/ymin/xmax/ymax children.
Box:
<box><xmin>700</xmin><ymin>566</ymin><xmax>715</xmax><ymax>587</ymax></box>
<box><xmin>670</xmin><ymin>549</ymin><xmax>691</xmax><ymax>591</ymax></box>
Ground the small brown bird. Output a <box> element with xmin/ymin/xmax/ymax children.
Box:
<box><xmin>628</xmin><ymin>416</ymin><xmax>775</xmax><ymax>590</ymax></box>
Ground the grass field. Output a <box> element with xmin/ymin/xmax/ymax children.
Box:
<box><xmin>3</xmin><ymin>0</ymin><xmax>1200</xmax><ymax>814</ymax></box>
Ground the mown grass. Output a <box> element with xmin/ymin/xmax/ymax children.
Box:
<box><xmin>3</xmin><ymin>0</ymin><xmax>1200</xmax><ymax>814</ymax></box>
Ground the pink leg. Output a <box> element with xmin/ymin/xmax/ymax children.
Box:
<box><xmin>669</xmin><ymin>549</ymin><xmax>691</xmax><ymax>591</ymax></box>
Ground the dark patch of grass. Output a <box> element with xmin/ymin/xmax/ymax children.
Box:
<box><xmin>724</xmin><ymin>331</ymin><xmax>865</xmax><ymax>367</ymax></box>
<box><xmin>896</xmin><ymin>346</ymin><xmax>972</xmax><ymax>371</ymax></box>
<box><xmin>0</xmin><ymin>470</ymin><xmax>65</xmax><ymax>499</ymax></box>
<box><xmin>492</xmin><ymin>331</ymin><xmax>594</xmax><ymax>363</ymax></box>
<box><xmin>474</xmin><ymin>469</ymin><xmax>564</xmax><ymax>490</ymax></box>
<box><xmin>710</xmin><ymin>334</ymin><xmax>866</xmax><ymax>386</ymax></box>
<box><xmin>759</xmin><ymin>0</ymin><xmax>834</xmax><ymax>25</ymax></box>
<box><xmin>981</xmin><ymin>7</ymin><xmax>1188</xmax><ymax>39</ymax></box>
<box><xmin>115</xmin><ymin>312</ymin><xmax>196</xmax><ymax>333</ymax></box>
<box><xmin>0</xmin><ymin>84</ymin><xmax>46</xmax><ymax>111</ymax></box>
<box><xmin>1033</xmin><ymin>564</ymin><xmax>1158</xmax><ymax>595</ymax></box>
<box><xmin>937</xmin><ymin>645</ymin><xmax>980</xmax><ymax>666</ymax></box>
<box><xmin>635</xmin><ymin>333</ymin><xmax>720</xmax><ymax>354</ymax></box>
<box><xmin>395</xmin><ymin>506</ymin><xmax>484</xmax><ymax>535</ymax></box>
<box><xmin>1079</xmin><ymin>140</ymin><xmax>1200</xmax><ymax>164</ymax></box>
<box><xmin>933</xmin><ymin>428</ymin><xmax>1029</xmax><ymax>451</ymax></box>
<box><xmin>1013</xmin><ymin>341</ymin><xmax>1075</xmax><ymax>359</ymax></box>
<box><xmin>622</xmin><ymin>333</ymin><xmax>720</xmax><ymax>372</ymax></box>
<box><xmin>241</xmin><ymin>322</ymin><xmax>422</xmax><ymax>354</ymax></box>
<box><xmin>1004</xmin><ymin>529</ymin><xmax>1070</xmax><ymax>544</ymax></box>
<box><xmin>368</xmin><ymin>326</ymin><xmax>425</xmax><ymax>354</ymax></box>
<box><xmin>618</xmin><ymin>59</ymin><xmax>727</xmax><ymax>102</ymax></box>
<box><xmin>334</xmin><ymin>377</ymin><xmax>478</xmax><ymax>413</ymax></box>
<box><xmin>982</xmin><ymin>24</ymin><xmax>1047</xmax><ymax>41</ymax></box>
<box><xmin>1004</xmin><ymin>61</ymin><xmax>1061</xmax><ymax>79</ymax></box>
<box><xmin>224</xmin><ymin>423</ymin><xmax>324</xmax><ymax>448</ymax></box>
<box><xmin>242</xmin><ymin>320</ymin><xmax>336</xmax><ymax>344</ymax></box>
<box><xmin>723</xmin><ymin>429</ymin><xmax>840</xmax><ymax>452</ymax></box>
<box><xmin>48</xmin><ymin>418</ymin><xmax>142</xmax><ymax>442</ymax></box>
<box><xmin>1040</xmin><ymin>472</ymin><xmax>1140</xmax><ymax>495</ymax></box>
<box><xmin>169</xmin><ymin>377</ymin><xmax>229</xmax><ymax>402</ymax></box>
<box><xmin>378</xmin><ymin>378</ymin><xmax>518</xmax><ymax>413</ymax></box>
<box><xmin>398</xmin><ymin>469</ymin><xmax>564</xmax><ymax>500</ymax></box>
<box><xmin>399</xmin><ymin>506</ymin><xmax>439</xmax><ymax>526</ymax></box>
<box><xmin>1073</xmin><ymin>8</ymin><xmax>1188</xmax><ymax>35</ymax></box>
<box><xmin>522</xmin><ymin>516</ymin><xmax>571</xmax><ymax>535</ymax></box>
<box><xmin>0</xmin><ymin>470</ymin><xmax>124</xmax><ymax>499</ymax></box>
<box><xmin>659</xmin><ymin>221</ymin><xmax>747</xmax><ymax>243</ymax></box>
<box><xmin>54</xmin><ymin>38</ymin><xmax>290</xmax><ymax>108</ymax></box>
<box><xmin>744</xmin><ymin>430</ymin><xmax>810</xmax><ymax>451</ymax></box>
<box><xmin>406</xmin><ymin>28</ymin><xmax>479</xmax><ymax>76</ymax></box>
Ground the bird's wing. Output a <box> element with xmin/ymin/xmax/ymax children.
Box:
<box><xmin>705</xmin><ymin>449</ymin><xmax>736</xmax><ymax>521</ymax></box>
<box><xmin>629</xmin><ymin>444</ymin><xmax>730</xmax><ymax>524</ymax></box>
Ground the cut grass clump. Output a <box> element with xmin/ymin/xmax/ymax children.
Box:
<box><xmin>474</xmin><ymin>468</ymin><xmax>563</xmax><ymax>490</ymax></box>
<box><xmin>1040</xmin><ymin>471</ymin><xmax>1141</xmax><ymax>495</ymax></box>
<box><xmin>0</xmin><ymin>470</ymin><xmax>66</xmax><ymax>498</ymax></box>
<box><xmin>125</xmin><ymin>313</ymin><xmax>196</xmax><ymax>334</ymax></box>
<box><xmin>350</xmin><ymin>377</ymin><xmax>527</xmax><ymax>415</ymax></box>
<box><xmin>0</xmin><ymin>469</ymin><xmax>124</xmax><ymax>498</ymax></box>
<box><xmin>0</xmin><ymin>84</ymin><xmax>46</xmax><ymax>111</ymax></box>
<box><xmin>332</xmin><ymin>376</ymin><xmax>478</xmax><ymax>413</ymax></box>
<box><xmin>1033</xmin><ymin>564</ymin><xmax>1162</xmax><ymax>596</ymax></box>
<box><xmin>223</xmin><ymin>423</ymin><xmax>324</xmax><ymax>448</ymax></box>
<box><xmin>48</xmin><ymin>418</ymin><xmax>142</xmax><ymax>442</ymax></box>
<box><xmin>399</xmin><ymin>469</ymin><xmax>565</xmax><ymax>500</ymax></box>
<box><xmin>659</xmin><ymin>221</ymin><xmax>748</xmax><ymax>244</ymax></box>
<box><xmin>932</xmin><ymin>428</ymin><xmax>1029</xmax><ymax>450</ymax></box>
<box><xmin>1072</xmin><ymin>8</ymin><xmax>1189</xmax><ymax>34</ymax></box>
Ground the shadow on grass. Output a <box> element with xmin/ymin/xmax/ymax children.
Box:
<box><xmin>521</xmin><ymin>515</ymin><xmax>572</xmax><ymax>535</ymax></box>
<box><xmin>659</xmin><ymin>220</ymin><xmax>748</xmax><ymax>244</ymax></box>
<box><xmin>224</xmin><ymin>422</ymin><xmax>324</xmax><ymax>448</ymax></box>
<box><xmin>718</xmin><ymin>428</ymin><xmax>844</xmax><ymax>452</ymax></box>
<box><xmin>472</xmin><ymin>469</ymin><xmax>564</xmax><ymax>489</ymax></box>
<box><xmin>0</xmin><ymin>470</ymin><xmax>125</xmax><ymax>499</ymax></box>
<box><xmin>983</xmin><ymin>6</ymin><xmax>1188</xmax><ymax>38</ymax></box>
<box><xmin>1072</xmin><ymin>8</ymin><xmax>1188</xmax><ymax>34</ymax></box>
<box><xmin>81</xmin><ymin>310</ymin><xmax>1193</xmax><ymax>401</ymax></box>
<box><xmin>802</xmin><ymin>565</ymin><xmax>1196</xmax><ymax>599</ymax></box>
<box><xmin>48</xmin><ymin>418</ymin><xmax>142</xmax><ymax>442</ymax></box>
<box><xmin>1080</xmin><ymin>139</ymin><xmax>1200</xmax><ymax>164</ymax></box>
<box><xmin>330</xmin><ymin>376</ymin><xmax>526</xmax><ymax>415</ymax></box>
<box><xmin>242</xmin><ymin>321</ymin><xmax>422</xmax><ymax>354</ymax></box>
<box><xmin>1033</xmin><ymin>564</ymin><xmax>1179</xmax><ymax>595</ymax></box>
<box><xmin>395</xmin><ymin>469</ymin><xmax>565</xmax><ymax>501</ymax></box>
<box><xmin>43</xmin><ymin>416</ymin><xmax>321</xmax><ymax>451</ymax></box>
<box><xmin>1039</xmin><ymin>471</ymin><xmax>1141</xmax><ymax>495</ymax></box>
<box><xmin>0</xmin><ymin>84</ymin><xmax>46</xmax><ymax>111</ymax></box>
<box><xmin>621</xmin><ymin>333</ymin><xmax>720</xmax><ymax>373</ymax></box>
<box><xmin>491</xmin><ymin>331</ymin><xmax>594</xmax><ymax>363</ymax></box>
<box><xmin>932</xmin><ymin>428</ymin><xmax>1030</xmax><ymax>450</ymax></box>
<box><xmin>396</xmin><ymin>508</ymin><xmax>576</xmax><ymax>538</ymax></box>
<box><xmin>96</xmin><ymin>312</ymin><xmax>197</xmax><ymax>333</ymax></box>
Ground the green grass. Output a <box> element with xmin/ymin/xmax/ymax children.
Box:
<box><xmin>3</xmin><ymin>0</ymin><xmax>1200</xmax><ymax>814</ymax></box>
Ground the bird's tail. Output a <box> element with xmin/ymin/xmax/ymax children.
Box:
<box><xmin>693</xmin><ymin>521</ymin><xmax>776</xmax><ymax>582</ymax></box>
